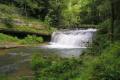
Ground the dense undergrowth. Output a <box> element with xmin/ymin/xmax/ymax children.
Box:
<box><xmin>31</xmin><ymin>54</ymin><xmax>82</xmax><ymax>80</ymax></box>
<box><xmin>78</xmin><ymin>42</ymin><xmax>120</xmax><ymax>80</ymax></box>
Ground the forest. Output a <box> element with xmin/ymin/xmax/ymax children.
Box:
<box><xmin>0</xmin><ymin>0</ymin><xmax>120</xmax><ymax>80</ymax></box>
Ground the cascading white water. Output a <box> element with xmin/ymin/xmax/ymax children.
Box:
<box><xmin>45</xmin><ymin>28</ymin><xmax>97</xmax><ymax>48</ymax></box>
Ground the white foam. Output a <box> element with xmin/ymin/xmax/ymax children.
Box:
<box><xmin>43</xmin><ymin>28</ymin><xmax>97</xmax><ymax>49</ymax></box>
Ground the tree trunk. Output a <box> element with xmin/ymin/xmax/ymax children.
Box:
<box><xmin>110</xmin><ymin>1</ymin><xmax>115</xmax><ymax>42</ymax></box>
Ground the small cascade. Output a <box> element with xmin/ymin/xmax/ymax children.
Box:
<box><xmin>45</xmin><ymin>28</ymin><xmax>97</xmax><ymax>48</ymax></box>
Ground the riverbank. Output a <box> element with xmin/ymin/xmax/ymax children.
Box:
<box><xmin>0</xmin><ymin>43</ymin><xmax>48</xmax><ymax>49</ymax></box>
<box><xmin>0</xmin><ymin>33</ymin><xmax>49</xmax><ymax>50</ymax></box>
<box><xmin>0</xmin><ymin>44</ymin><xmax>26</xmax><ymax>49</ymax></box>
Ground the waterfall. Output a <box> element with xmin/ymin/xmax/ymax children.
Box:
<box><xmin>45</xmin><ymin>28</ymin><xmax>97</xmax><ymax>48</ymax></box>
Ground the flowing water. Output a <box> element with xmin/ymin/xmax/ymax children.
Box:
<box><xmin>44</xmin><ymin>28</ymin><xmax>97</xmax><ymax>48</ymax></box>
<box><xmin>0</xmin><ymin>28</ymin><xmax>97</xmax><ymax>77</ymax></box>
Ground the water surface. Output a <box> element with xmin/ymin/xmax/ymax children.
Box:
<box><xmin>0</xmin><ymin>46</ymin><xmax>84</xmax><ymax>75</ymax></box>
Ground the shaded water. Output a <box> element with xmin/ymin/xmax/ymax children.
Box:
<box><xmin>0</xmin><ymin>47</ymin><xmax>84</xmax><ymax>75</ymax></box>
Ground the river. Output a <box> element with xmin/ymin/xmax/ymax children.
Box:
<box><xmin>0</xmin><ymin>28</ymin><xmax>97</xmax><ymax>79</ymax></box>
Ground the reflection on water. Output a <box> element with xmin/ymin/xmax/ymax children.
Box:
<box><xmin>1</xmin><ymin>47</ymin><xmax>84</xmax><ymax>58</ymax></box>
<box><xmin>39</xmin><ymin>47</ymin><xmax>84</xmax><ymax>58</ymax></box>
<box><xmin>0</xmin><ymin>46</ymin><xmax>84</xmax><ymax>74</ymax></box>
<box><xmin>57</xmin><ymin>48</ymin><xmax>84</xmax><ymax>57</ymax></box>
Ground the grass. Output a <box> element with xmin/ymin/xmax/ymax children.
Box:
<box><xmin>0</xmin><ymin>33</ymin><xmax>44</xmax><ymax>45</ymax></box>
<box><xmin>0</xmin><ymin>33</ymin><xmax>19</xmax><ymax>44</ymax></box>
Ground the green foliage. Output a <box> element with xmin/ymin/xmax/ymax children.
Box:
<box><xmin>0</xmin><ymin>0</ymin><xmax>90</xmax><ymax>27</ymax></box>
<box><xmin>31</xmin><ymin>54</ymin><xmax>82</xmax><ymax>80</ymax></box>
<box><xmin>0</xmin><ymin>3</ymin><xmax>53</xmax><ymax>35</ymax></box>
<box><xmin>79</xmin><ymin>42</ymin><xmax>120</xmax><ymax>80</ymax></box>
<box><xmin>84</xmin><ymin>20</ymin><xmax>111</xmax><ymax>55</ymax></box>
<box><xmin>1</xmin><ymin>17</ymin><xmax>14</xmax><ymax>28</ymax></box>
<box><xmin>114</xmin><ymin>20</ymin><xmax>120</xmax><ymax>41</ymax></box>
<box><xmin>0</xmin><ymin>0</ymin><xmax>119</xmax><ymax>29</ymax></box>
<box><xmin>0</xmin><ymin>33</ymin><xmax>44</xmax><ymax>45</ymax></box>
<box><xmin>0</xmin><ymin>0</ymin><xmax>108</xmax><ymax>28</ymax></box>
<box><xmin>0</xmin><ymin>75</ymin><xmax>8</xmax><ymax>80</ymax></box>
<box><xmin>0</xmin><ymin>3</ymin><xmax>21</xmax><ymax>18</ymax></box>
<box><xmin>0</xmin><ymin>33</ymin><xmax>19</xmax><ymax>43</ymax></box>
<box><xmin>0</xmin><ymin>0</ymin><xmax>120</xmax><ymax>80</ymax></box>
<box><xmin>59</xmin><ymin>0</ymin><xmax>81</xmax><ymax>27</ymax></box>
<box><xmin>21</xmin><ymin>35</ymin><xmax>43</xmax><ymax>44</ymax></box>
<box><xmin>19</xmin><ymin>76</ymin><xmax>29</xmax><ymax>80</ymax></box>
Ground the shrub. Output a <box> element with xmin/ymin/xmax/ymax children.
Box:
<box><xmin>21</xmin><ymin>35</ymin><xmax>43</xmax><ymax>44</ymax></box>
<box><xmin>80</xmin><ymin>42</ymin><xmax>120</xmax><ymax>80</ymax></box>
<box><xmin>31</xmin><ymin>54</ymin><xmax>82</xmax><ymax>80</ymax></box>
<box><xmin>0</xmin><ymin>33</ymin><xmax>19</xmax><ymax>42</ymax></box>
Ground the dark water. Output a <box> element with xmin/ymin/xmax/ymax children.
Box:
<box><xmin>0</xmin><ymin>46</ymin><xmax>84</xmax><ymax>75</ymax></box>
